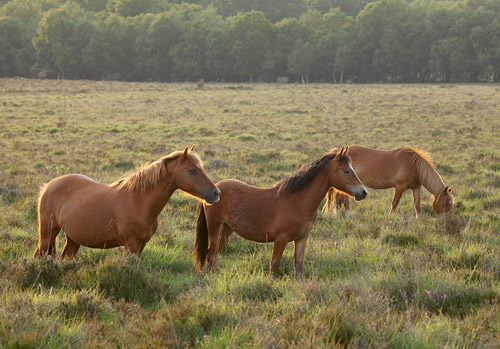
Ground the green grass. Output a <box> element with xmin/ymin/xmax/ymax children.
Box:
<box><xmin>1</xmin><ymin>79</ymin><xmax>500</xmax><ymax>347</ymax></box>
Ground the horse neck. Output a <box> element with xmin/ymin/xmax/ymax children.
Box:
<box><xmin>140</xmin><ymin>176</ymin><xmax>177</xmax><ymax>219</ymax></box>
<box><xmin>416</xmin><ymin>160</ymin><xmax>445</xmax><ymax>197</ymax></box>
<box><xmin>288</xmin><ymin>169</ymin><xmax>331</xmax><ymax>214</ymax></box>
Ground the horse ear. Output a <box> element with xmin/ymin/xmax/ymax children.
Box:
<box><xmin>190</xmin><ymin>144</ymin><xmax>196</xmax><ymax>151</ymax></box>
<box><xmin>448</xmin><ymin>185</ymin><xmax>453</xmax><ymax>192</ymax></box>
<box><xmin>181</xmin><ymin>146</ymin><xmax>189</xmax><ymax>160</ymax></box>
<box><xmin>335</xmin><ymin>147</ymin><xmax>342</xmax><ymax>159</ymax></box>
<box><xmin>337</xmin><ymin>146</ymin><xmax>346</xmax><ymax>159</ymax></box>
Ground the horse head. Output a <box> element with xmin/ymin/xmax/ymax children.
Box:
<box><xmin>432</xmin><ymin>185</ymin><xmax>453</xmax><ymax>215</ymax></box>
<box><xmin>329</xmin><ymin>146</ymin><xmax>368</xmax><ymax>201</ymax></box>
<box><xmin>170</xmin><ymin>145</ymin><xmax>220</xmax><ymax>204</ymax></box>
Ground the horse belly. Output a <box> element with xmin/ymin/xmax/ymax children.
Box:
<box><xmin>227</xmin><ymin>219</ymin><xmax>275</xmax><ymax>243</ymax></box>
<box><xmin>57</xmin><ymin>196</ymin><xmax>123</xmax><ymax>248</ymax></box>
<box><xmin>226</xmin><ymin>213</ymin><xmax>275</xmax><ymax>243</ymax></box>
<box><xmin>60</xmin><ymin>214</ymin><xmax>123</xmax><ymax>248</ymax></box>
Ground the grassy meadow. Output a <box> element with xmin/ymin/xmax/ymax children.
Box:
<box><xmin>0</xmin><ymin>79</ymin><xmax>499</xmax><ymax>347</ymax></box>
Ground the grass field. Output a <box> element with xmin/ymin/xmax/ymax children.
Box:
<box><xmin>1</xmin><ymin>79</ymin><xmax>499</xmax><ymax>347</ymax></box>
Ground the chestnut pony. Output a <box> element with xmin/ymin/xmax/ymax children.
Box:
<box><xmin>323</xmin><ymin>145</ymin><xmax>453</xmax><ymax>217</ymax></box>
<box><xmin>194</xmin><ymin>147</ymin><xmax>367</xmax><ymax>279</ymax></box>
<box><xmin>34</xmin><ymin>146</ymin><xmax>220</xmax><ymax>259</ymax></box>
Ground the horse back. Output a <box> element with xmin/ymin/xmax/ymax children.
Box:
<box><xmin>347</xmin><ymin>145</ymin><xmax>417</xmax><ymax>189</ymax></box>
<box><xmin>41</xmin><ymin>174</ymin><xmax>107</xmax><ymax>203</ymax></box>
<box><xmin>40</xmin><ymin>175</ymin><xmax>118</xmax><ymax>227</ymax></box>
<box><xmin>210</xmin><ymin>179</ymin><xmax>279</xmax><ymax>242</ymax></box>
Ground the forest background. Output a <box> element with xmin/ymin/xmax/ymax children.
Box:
<box><xmin>1</xmin><ymin>0</ymin><xmax>500</xmax><ymax>83</ymax></box>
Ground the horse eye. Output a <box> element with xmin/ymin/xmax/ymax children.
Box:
<box><xmin>342</xmin><ymin>170</ymin><xmax>349</xmax><ymax>174</ymax></box>
<box><xmin>189</xmin><ymin>168</ymin><xmax>197</xmax><ymax>174</ymax></box>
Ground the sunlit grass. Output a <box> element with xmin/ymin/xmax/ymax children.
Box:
<box><xmin>0</xmin><ymin>79</ymin><xmax>499</xmax><ymax>347</ymax></box>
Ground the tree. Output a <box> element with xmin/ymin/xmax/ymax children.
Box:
<box><xmin>227</xmin><ymin>10</ymin><xmax>274</xmax><ymax>81</ymax></box>
<box><xmin>314</xmin><ymin>8</ymin><xmax>353</xmax><ymax>82</ymax></box>
<box><xmin>213</xmin><ymin>0</ymin><xmax>307</xmax><ymax>23</ymax></box>
<box><xmin>133</xmin><ymin>11</ymin><xmax>184</xmax><ymax>81</ymax></box>
<box><xmin>83</xmin><ymin>14</ymin><xmax>137</xmax><ymax>80</ymax></box>
<box><xmin>33</xmin><ymin>2</ymin><xmax>96</xmax><ymax>79</ymax></box>
<box><xmin>352</xmin><ymin>0</ymin><xmax>408</xmax><ymax>82</ymax></box>
<box><xmin>307</xmin><ymin>0</ymin><xmax>372</xmax><ymax>17</ymax></box>
<box><xmin>287</xmin><ymin>39</ymin><xmax>316</xmax><ymax>82</ymax></box>
<box><xmin>273</xmin><ymin>17</ymin><xmax>310</xmax><ymax>78</ymax></box>
<box><xmin>0</xmin><ymin>18</ymin><xmax>23</xmax><ymax>77</ymax></box>
<box><xmin>170</xmin><ymin>7</ymin><xmax>226</xmax><ymax>81</ymax></box>
<box><xmin>107</xmin><ymin>0</ymin><xmax>164</xmax><ymax>17</ymax></box>
<box><xmin>471</xmin><ymin>10</ymin><xmax>500</xmax><ymax>81</ymax></box>
<box><xmin>0</xmin><ymin>0</ymin><xmax>43</xmax><ymax>76</ymax></box>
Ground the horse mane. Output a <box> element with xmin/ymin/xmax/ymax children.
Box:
<box><xmin>406</xmin><ymin>146</ymin><xmax>445</xmax><ymax>195</ymax></box>
<box><xmin>276</xmin><ymin>150</ymin><xmax>349</xmax><ymax>194</ymax></box>
<box><xmin>111</xmin><ymin>150</ymin><xmax>203</xmax><ymax>192</ymax></box>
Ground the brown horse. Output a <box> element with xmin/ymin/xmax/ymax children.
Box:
<box><xmin>323</xmin><ymin>145</ymin><xmax>454</xmax><ymax>217</ymax></box>
<box><xmin>194</xmin><ymin>147</ymin><xmax>367</xmax><ymax>279</ymax></box>
<box><xmin>34</xmin><ymin>146</ymin><xmax>220</xmax><ymax>259</ymax></box>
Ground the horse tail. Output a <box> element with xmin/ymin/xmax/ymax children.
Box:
<box><xmin>193</xmin><ymin>202</ymin><xmax>208</xmax><ymax>272</ymax></box>
<box><xmin>33</xmin><ymin>184</ymin><xmax>47</xmax><ymax>258</ymax></box>
<box><xmin>322</xmin><ymin>187</ymin><xmax>336</xmax><ymax>213</ymax></box>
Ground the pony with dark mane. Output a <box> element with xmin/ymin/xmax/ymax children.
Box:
<box><xmin>323</xmin><ymin>145</ymin><xmax>453</xmax><ymax>217</ymax></box>
<box><xmin>194</xmin><ymin>147</ymin><xmax>367</xmax><ymax>279</ymax></box>
<box><xmin>34</xmin><ymin>146</ymin><xmax>220</xmax><ymax>259</ymax></box>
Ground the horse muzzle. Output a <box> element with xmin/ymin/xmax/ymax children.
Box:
<box><xmin>354</xmin><ymin>187</ymin><xmax>368</xmax><ymax>201</ymax></box>
<box><xmin>205</xmin><ymin>188</ymin><xmax>221</xmax><ymax>204</ymax></box>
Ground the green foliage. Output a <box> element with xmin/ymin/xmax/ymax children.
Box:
<box><xmin>2</xmin><ymin>0</ymin><xmax>500</xmax><ymax>81</ymax></box>
<box><xmin>227</xmin><ymin>10</ymin><xmax>274</xmax><ymax>81</ymax></box>
<box><xmin>32</xmin><ymin>2</ymin><xmax>96</xmax><ymax>79</ymax></box>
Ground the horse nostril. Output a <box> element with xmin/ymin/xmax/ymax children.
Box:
<box><xmin>214</xmin><ymin>189</ymin><xmax>221</xmax><ymax>198</ymax></box>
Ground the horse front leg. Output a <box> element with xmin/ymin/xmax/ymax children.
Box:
<box><xmin>124</xmin><ymin>237</ymin><xmax>145</xmax><ymax>257</ymax></box>
<box><xmin>390</xmin><ymin>185</ymin><xmax>406</xmax><ymax>214</ymax></box>
<box><xmin>270</xmin><ymin>235</ymin><xmax>288</xmax><ymax>276</ymax></box>
<box><xmin>293</xmin><ymin>233</ymin><xmax>309</xmax><ymax>280</ymax></box>
<box><xmin>411</xmin><ymin>186</ymin><xmax>421</xmax><ymax>218</ymax></box>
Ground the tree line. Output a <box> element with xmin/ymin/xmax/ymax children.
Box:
<box><xmin>1</xmin><ymin>0</ymin><xmax>499</xmax><ymax>83</ymax></box>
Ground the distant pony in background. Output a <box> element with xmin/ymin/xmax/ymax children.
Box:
<box><xmin>323</xmin><ymin>145</ymin><xmax>453</xmax><ymax>217</ymax></box>
<box><xmin>34</xmin><ymin>146</ymin><xmax>220</xmax><ymax>259</ymax></box>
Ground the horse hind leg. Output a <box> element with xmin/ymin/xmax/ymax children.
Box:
<box><xmin>336</xmin><ymin>191</ymin><xmax>352</xmax><ymax>214</ymax></box>
<box><xmin>60</xmin><ymin>234</ymin><xmax>80</xmax><ymax>259</ymax></box>
<box><xmin>34</xmin><ymin>213</ymin><xmax>60</xmax><ymax>258</ymax></box>
<box><xmin>293</xmin><ymin>233</ymin><xmax>309</xmax><ymax>280</ymax></box>
<box><xmin>207</xmin><ymin>222</ymin><xmax>232</xmax><ymax>272</ymax></box>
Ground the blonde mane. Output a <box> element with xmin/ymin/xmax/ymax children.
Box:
<box><xmin>406</xmin><ymin>146</ymin><xmax>445</xmax><ymax>195</ymax></box>
<box><xmin>111</xmin><ymin>150</ymin><xmax>203</xmax><ymax>192</ymax></box>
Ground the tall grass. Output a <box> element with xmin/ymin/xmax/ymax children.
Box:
<box><xmin>0</xmin><ymin>80</ymin><xmax>499</xmax><ymax>347</ymax></box>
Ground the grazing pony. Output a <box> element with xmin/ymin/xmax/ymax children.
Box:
<box><xmin>34</xmin><ymin>146</ymin><xmax>220</xmax><ymax>259</ymax></box>
<box><xmin>323</xmin><ymin>145</ymin><xmax>453</xmax><ymax>217</ymax></box>
<box><xmin>194</xmin><ymin>147</ymin><xmax>367</xmax><ymax>279</ymax></box>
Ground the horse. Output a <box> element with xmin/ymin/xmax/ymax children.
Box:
<box><xmin>34</xmin><ymin>146</ymin><xmax>220</xmax><ymax>259</ymax></box>
<box><xmin>323</xmin><ymin>145</ymin><xmax>454</xmax><ymax>217</ymax></box>
<box><xmin>193</xmin><ymin>147</ymin><xmax>368</xmax><ymax>280</ymax></box>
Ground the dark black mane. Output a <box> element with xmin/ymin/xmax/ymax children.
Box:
<box><xmin>276</xmin><ymin>151</ymin><xmax>349</xmax><ymax>194</ymax></box>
